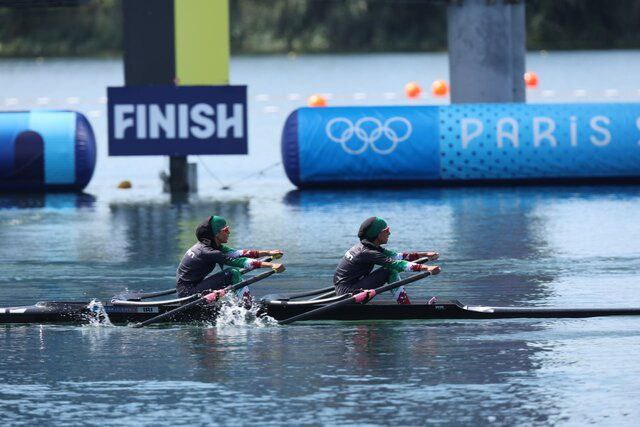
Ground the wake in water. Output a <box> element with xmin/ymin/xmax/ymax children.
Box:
<box><xmin>84</xmin><ymin>299</ymin><xmax>114</xmax><ymax>327</ymax></box>
<box><xmin>82</xmin><ymin>297</ymin><xmax>277</xmax><ymax>328</ymax></box>
<box><xmin>212</xmin><ymin>295</ymin><xmax>278</xmax><ymax>328</ymax></box>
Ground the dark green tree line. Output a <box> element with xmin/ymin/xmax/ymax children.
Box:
<box><xmin>0</xmin><ymin>0</ymin><xmax>639</xmax><ymax>57</ymax></box>
<box><xmin>0</xmin><ymin>0</ymin><xmax>121</xmax><ymax>56</ymax></box>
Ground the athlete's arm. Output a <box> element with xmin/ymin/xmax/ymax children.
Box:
<box><xmin>220</xmin><ymin>245</ymin><xmax>283</xmax><ymax>259</ymax></box>
<box><xmin>372</xmin><ymin>250</ymin><xmax>440</xmax><ymax>274</ymax></box>
<box><xmin>403</xmin><ymin>251</ymin><xmax>439</xmax><ymax>261</ymax></box>
<box><xmin>382</xmin><ymin>249</ymin><xmax>438</xmax><ymax>262</ymax></box>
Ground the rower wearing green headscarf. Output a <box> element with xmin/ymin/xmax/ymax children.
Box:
<box><xmin>176</xmin><ymin>215</ymin><xmax>284</xmax><ymax>302</ymax></box>
<box><xmin>333</xmin><ymin>217</ymin><xmax>440</xmax><ymax>304</ymax></box>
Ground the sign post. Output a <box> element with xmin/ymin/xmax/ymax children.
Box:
<box><xmin>120</xmin><ymin>0</ymin><xmax>232</xmax><ymax>193</ymax></box>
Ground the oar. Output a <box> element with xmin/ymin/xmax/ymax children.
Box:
<box><xmin>119</xmin><ymin>256</ymin><xmax>275</xmax><ymax>301</ymax></box>
<box><xmin>131</xmin><ymin>268</ymin><xmax>279</xmax><ymax>328</ymax></box>
<box><xmin>278</xmin><ymin>270</ymin><xmax>433</xmax><ymax>325</ymax></box>
<box><xmin>265</xmin><ymin>257</ymin><xmax>432</xmax><ymax>307</ymax></box>
<box><xmin>116</xmin><ymin>288</ymin><xmax>176</xmax><ymax>301</ymax></box>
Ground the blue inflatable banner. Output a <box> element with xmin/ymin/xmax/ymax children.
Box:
<box><xmin>281</xmin><ymin>103</ymin><xmax>640</xmax><ymax>186</ymax></box>
<box><xmin>108</xmin><ymin>85</ymin><xmax>248</xmax><ymax>156</ymax></box>
<box><xmin>0</xmin><ymin>110</ymin><xmax>96</xmax><ymax>192</ymax></box>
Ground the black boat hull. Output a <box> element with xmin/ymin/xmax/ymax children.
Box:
<box><xmin>2</xmin><ymin>300</ymin><xmax>640</xmax><ymax>325</ymax></box>
<box><xmin>0</xmin><ymin>301</ymin><xmax>219</xmax><ymax>325</ymax></box>
<box><xmin>263</xmin><ymin>301</ymin><xmax>640</xmax><ymax>321</ymax></box>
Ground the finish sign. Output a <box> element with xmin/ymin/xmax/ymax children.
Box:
<box><xmin>107</xmin><ymin>85</ymin><xmax>247</xmax><ymax>156</ymax></box>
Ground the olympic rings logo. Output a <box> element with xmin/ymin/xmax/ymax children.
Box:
<box><xmin>325</xmin><ymin>116</ymin><xmax>412</xmax><ymax>155</ymax></box>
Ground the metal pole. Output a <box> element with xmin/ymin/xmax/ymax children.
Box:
<box><xmin>447</xmin><ymin>0</ymin><xmax>526</xmax><ymax>103</ymax></box>
<box><xmin>122</xmin><ymin>0</ymin><xmax>191</xmax><ymax>194</ymax></box>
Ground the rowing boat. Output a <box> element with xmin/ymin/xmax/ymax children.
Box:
<box><xmin>2</xmin><ymin>298</ymin><xmax>640</xmax><ymax>325</ymax></box>
<box><xmin>3</xmin><ymin>268</ymin><xmax>639</xmax><ymax>325</ymax></box>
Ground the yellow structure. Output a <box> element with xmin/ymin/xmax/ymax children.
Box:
<box><xmin>174</xmin><ymin>0</ymin><xmax>229</xmax><ymax>85</ymax></box>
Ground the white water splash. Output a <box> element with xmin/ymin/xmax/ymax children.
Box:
<box><xmin>213</xmin><ymin>295</ymin><xmax>278</xmax><ymax>329</ymax></box>
<box><xmin>85</xmin><ymin>299</ymin><xmax>114</xmax><ymax>327</ymax></box>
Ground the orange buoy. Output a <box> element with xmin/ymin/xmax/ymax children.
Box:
<box><xmin>307</xmin><ymin>94</ymin><xmax>327</xmax><ymax>107</ymax></box>
<box><xmin>404</xmin><ymin>81</ymin><xmax>422</xmax><ymax>99</ymax></box>
<box><xmin>431</xmin><ymin>79</ymin><xmax>449</xmax><ymax>97</ymax></box>
<box><xmin>524</xmin><ymin>71</ymin><xmax>538</xmax><ymax>88</ymax></box>
<box><xmin>117</xmin><ymin>180</ymin><xmax>132</xmax><ymax>189</ymax></box>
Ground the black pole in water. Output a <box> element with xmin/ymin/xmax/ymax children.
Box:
<box><xmin>447</xmin><ymin>0</ymin><xmax>526</xmax><ymax>103</ymax></box>
<box><xmin>122</xmin><ymin>0</ymin><xmax>189</xmax><ymax>193</ymax></box>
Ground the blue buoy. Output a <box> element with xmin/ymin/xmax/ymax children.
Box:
<box><xmin>0</xmin><ymin>110</ymin><xmax>96</xmax><ymax>192</ymax></box>
<box><xmin>282</xmin><ymin>104</ymin><xmax>640</xmax><ymax>187</ymax></box>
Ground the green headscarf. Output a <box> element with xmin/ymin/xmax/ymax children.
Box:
<box><xmin>209</xmin><ymin>215</ymin><xmax>227</xmax><ymax>235</ymax></box>
<box><xmin>364</xmin><ymin>217</ymin><xmax>388</xmax><ymax>240</ymax></box>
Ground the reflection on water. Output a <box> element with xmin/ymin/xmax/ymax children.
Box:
<box><xmin>282</xmin><ymin>185</ymin><xmax>640</xmax><ymax>305</ymax></box>
<box><xmin>109</xmin><ymin>199</ymin><xmax>250</xmax><ymax>264</ymax></box>
<box><xmin>2</xmin><ymin>52</ymin><xmax>640</xmax><ymax>424</ymax></box>
<box><xmin>0</xmin><ymin>318</ymin><xmax>611</xmax><ymax>425</ymax></box>
<box><xmin>1</xmin><ymin>185</ymin><xmax>640</xmax><ymax>424</ymax></box>
<box><xmin>0</xmin><ymin>192</ymin><xmax>96</xmax><ymax>210</ymax></box>
<box><xmin>0</xmin><ymin>196</ymin><xmax>254</xmax><ymax>304</ymax></box>
<box><xmin>2</xmin><ymin>185</ymin><xmax>640</xmax><ymax>306</ymax></box>
<box><xmin>283</xmin><ymin>187</ymin><xmax>554</xmax><ymax>305</ymax></box>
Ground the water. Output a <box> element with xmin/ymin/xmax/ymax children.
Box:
<box><xmin>1</xmin><ymin>52</ymin><xmax>640</xmax><ymax>425</ymax></box>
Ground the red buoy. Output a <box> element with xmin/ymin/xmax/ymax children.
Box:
<box><xmin>404</xmin><ymin>81</ymin><xmax>422</xmax><ymax>99</ymax></box>
<box><xmin>524</xmin><ymin>71</ymin><xmax>538</xmax><ymax>88</ymax></box>
<box><xmin>431</xmin><ymin>80</ymin><xmax>449</xmax><ymax>97</ymax></box>
<box><xmin>307</xmin><ymin>94</ymin><xmax>327</xmax><ymax>107</ymax></box>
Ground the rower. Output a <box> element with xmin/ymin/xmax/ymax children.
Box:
<box><xmin>176</xmin><ymin>215</ymin><xmax>284</xmax><ymax>304</ymax></box>
<box><xmin>333</xmin><ymin>217</ymin><xmax>440</xmax><ymax>304</ymax></box>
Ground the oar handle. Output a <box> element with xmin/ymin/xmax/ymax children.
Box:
<box><xmin>368</xmin><ymin>270</ymin><xmax>431</xmax><ymax>296</ymax></box>
<box><xmin>202</xmin><ymin>269</ymin><xmax>276</xmax><ymax>303</ymax></box>
<box><xmin>119</xmin><ymin>256</ymin><xmax>274</xmax><ymax>301</ymax></box>
<box><xmin>349</xmin><ymin>270</ymin><xmax>431</xmax><ymax>304</ymax></box>
<box><xmin>240</xmin><ymin>256</ymin><xmax>273</xmax><ymax>274</ymax></box>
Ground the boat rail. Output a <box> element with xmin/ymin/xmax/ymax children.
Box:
<box><xmin>111</xmin><ymin>295</ymin><xmax>198</xmax><ymax>306</ymax></box>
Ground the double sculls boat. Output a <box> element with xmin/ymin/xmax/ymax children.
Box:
<box><xmin>3</xmin><ymin>257</ymin><xmax>639</xmax><ymax>326</ymax></box>
<box><xmin>2</xmin><ymin>284</ymin><xmax>640</xmax><ymax>325</ymax></box>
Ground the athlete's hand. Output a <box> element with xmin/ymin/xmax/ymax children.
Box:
<box><xmin>424</xmin><ymin>251</ymin><xmax>439</xmax><ymax>261</ymax></box>
<box><xmin>270</xmin><ymin>263</ymin><xmax>286</xmax><ymax>273</ymax></box>
<box><xmin>268</xmin><ymin>250</ymin><xmax>284</xmax><ymax>259</ymax></box>
<box><xmin>423</xmin><ymin>265</ymin><xmax>441</xmax><ymax>275</ymax></box>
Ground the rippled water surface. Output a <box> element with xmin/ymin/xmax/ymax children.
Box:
<box><xmin>1</xmin><ymin>53</ymin><xmax>640</xmax><ymax>425</ymax></box>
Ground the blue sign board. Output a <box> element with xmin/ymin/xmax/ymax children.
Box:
<box><xmin>282</xmin><ymin>103</ymin><xmax>640</xmax><ymax>186</ymax></box>
<box><xmin>108</xmin><ymin>85</ymin><xmax>248</xmax><ymax>156</ymax></box>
